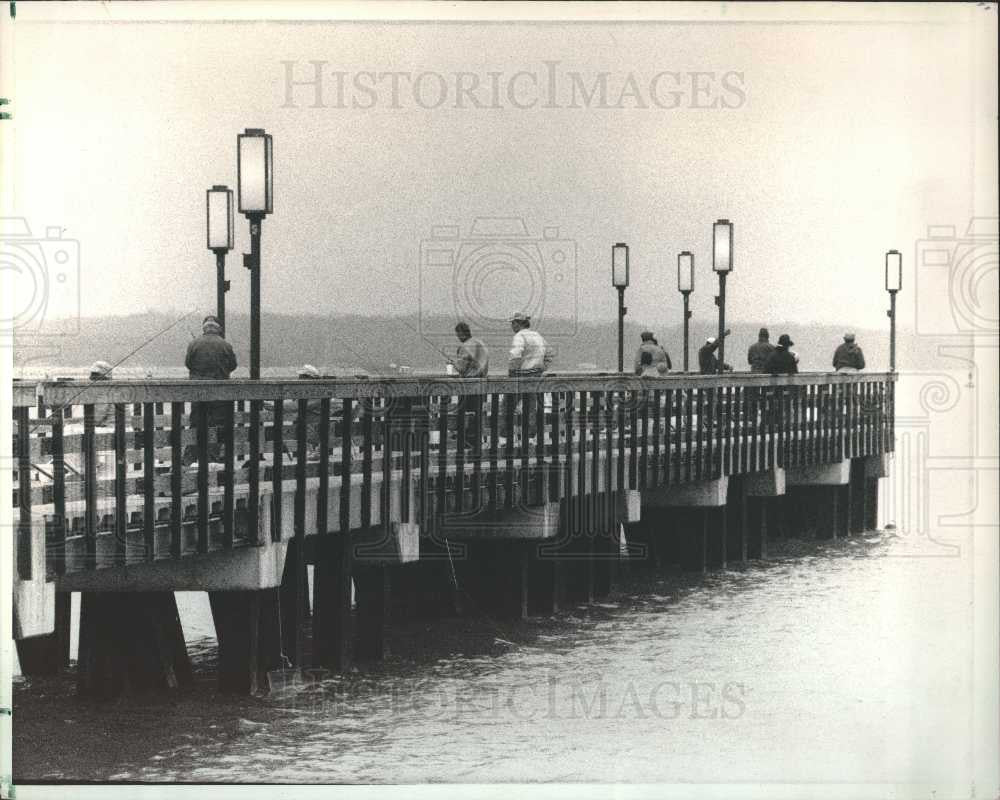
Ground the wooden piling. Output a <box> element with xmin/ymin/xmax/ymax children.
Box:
<box><xmin>279</xmin><ymin>537</ymin><xmax>310</xmax><ymax>666</ymax></box>
<box><xmin>76</xmin><ymin>591</ymin><xmax>192</xmax><ymax>699</ymax></box>
<box><xmin>312</xmin><ymin>535</ymin><xmax>353</xmax><ymax>670</ymax></box>
<box><xmin>354</xmin><ymin>565</ymin><xmax>390</xmax><ymax>661</ymax></box>
<box><xmin>15</xmin><ymin>591</ymin><xmax>71</xmax><ymax>676</ymax></box>
<box><xmin>209</xmin><ymin>588</ymin><xmax>282</xmax><ymax>695</ymax></box>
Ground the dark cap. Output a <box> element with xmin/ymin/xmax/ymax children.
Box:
<box><xmin>640</xmin><ymin>331</ymin><xmax>655</xmax><ymax>341</ymax></box>
<box><xmin>778</xmin><ymin>333</ymin><xmax>794</xmax><ymax>347</ymax></box>
<box><xmin>759</xmin><ymin>327</ymin><xmax>769</xmax><ymax>338</ymax></box>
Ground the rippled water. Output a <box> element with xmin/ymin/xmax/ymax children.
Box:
<box><xmin>14</xmin><ymin>528</ymin><xmax>973</xmax><ymax>786</ymax></box>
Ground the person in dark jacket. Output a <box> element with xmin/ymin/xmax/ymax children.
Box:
<box><xmin>184</xmin><ymin>316</ymin><xmax>237</xmax><ymax>462</ymax></box>
<box><xmin>832</xmin><ymin>332</ymin><xmax>866</xmax><ymax>372</ymax></box>
<box><xmin>698</xmin><ymin>329</ymin><xmax>732</xmax><ymax>374</ymax></box>
<box><xmin>747</xmin><ymin>328</ymin><xmax>775</xmax><ymax>373</ymax></box>
<box><xmin>185</xmin><ymin>315</ymin><xmax>237</xmax><ymax>379</ymax></box>
<box><xmin>765</xmin><ymin>334</ymin><xmax>798</xmax><ymax>375</ymax></box>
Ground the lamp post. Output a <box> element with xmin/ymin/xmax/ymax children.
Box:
<box><xmin>712</xmin><ymin>220</ymin><xmax>733</xmax><ymax>374</ymax></box>
<box><xmin>677</xmin><ymin>251</ymin><xmax>694</xmax><ymax>372</ymax></box>
<box><xmin>612</xmin><ymin>243</ymin><xmax>629</xmax><ymax>372</ymax></box>
<box><xmin>206</xmin><ymin>185</ymin><xmax>234</xmax><ymax>337</ymax></box>
<box><xmin>237</xmin><ymin>128</ymin><xmax>274</xmax><ymax>380</ymax></box>
<box><xmin>885</xmin><ymin>249</ymin><xmax>901</xmax><ymax>372</ymax></box>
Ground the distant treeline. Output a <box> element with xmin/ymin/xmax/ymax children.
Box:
<box><xmin>15</xmin><ymin>312</ymin><xmax>935</xmax><ymax>375</ymax></box>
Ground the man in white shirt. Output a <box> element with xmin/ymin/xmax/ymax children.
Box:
<box><xmin>508</xmin><ymin>312</ymin><xmax>552</xmax><ymax>376</ymax></box>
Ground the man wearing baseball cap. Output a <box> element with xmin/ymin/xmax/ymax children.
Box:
<box><xmin>508</xmin><ymin>313</ymin><xmax>552</xmax><ymax>376</ymax></box>
<box><xmin>698</xmin><ymin>328</ymin><xmax>732</xmax><ymax>374</ymax></box>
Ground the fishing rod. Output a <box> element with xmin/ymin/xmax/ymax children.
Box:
<box><xmin>29</xmin><ymin>308</ymin><xmax>200</xmax><ymax>431</ymax></box>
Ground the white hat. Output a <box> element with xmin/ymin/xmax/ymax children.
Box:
<box><xmin>298</xmin><ymin>364</ymin><xmax>320</xmax><ymax>378</ymax></box>
<box><xmin>706</xmin><ymin>337</ymin><xmax>716</xmax><ymax>345</ymax></box>
<box><xmin>89</xmin><ymin>360</ymin><xmax>113</xmax><ymax>378</ymax></box>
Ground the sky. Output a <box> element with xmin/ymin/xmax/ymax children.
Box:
<box><xmin>5</xmin><ymin>2</ymin><xmax>998</xmax><ymax>341</ymax></box>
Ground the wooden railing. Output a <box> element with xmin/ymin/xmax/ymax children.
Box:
<box><xmin>11</xmin><ymin>372</ymin><xmax>895</xmax><ymax>580</ymax></box>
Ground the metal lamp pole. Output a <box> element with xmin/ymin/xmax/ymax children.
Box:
<box><xmin>612</xmin><ymin>243</ymin><xmax>630</xmax><ymax>372</ymax></box>
<box><xmin>237</xmin><ymin>128</ymin><xmax>273</xmax><ymax>379</ymax></box>
<box><xmin>712</xmin><ymin>220</ymin><xmax>733</xmax><ymax>374</ymax></box>
<box><xmin>677</xmin><ymin>251</ymin><xmax>695</xmax><ymax>372</ymax></box>
<box><xmin>206</xmin><ymin>185</ymin><xmax>234</xmax><ymax>337</ymax></box>
<box><xmin>885</xmin><ymin>249</ymin><xmax>901</xmax><ymax>372</ymax></box>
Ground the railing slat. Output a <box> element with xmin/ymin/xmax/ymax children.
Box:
<box><xmin>651</xmin><ymin>389</ymin><xmax>661</xmax><ymax>487</ymax></box>
<box><xmin>504</xmin><ymin>393</ymin><xmax>515</xmax><ymax>509</ymax></box>
<box><xmin>196</xmin><ymin>403</ymin><xmax>210</xmax><ymax>555</ymax></box>
<box><xmin>249</xmin><ymin>400</ymin><xmax>261</xmax><ymax>544</ymax></box>
<box><xmin>223</xmin><ymin>402</ymin><xmax>235</xmax><ymax>549</ymax></box>
<box><xmin>16</xmin><ymin>406</ymin><xmax>32</xmax><ymax>580</ymax></box>
<box><xmin>170</xmin><ymin>402</ymin><xmax>183</xmax><ymax>558</ymax></box>
<box><xmin>143</xmin><ymin>403</ymin><xmax>156</xmax><ymax>561</ymax></box>
<box><xmin>271</xmin><ymin>400</ymin><xmax>284</xmax><ymax>543</ymax></box>
<box><xmin>83</xmin><ymin>405</ymin><xmax>97</xmax><ymax>570</ymax></box>
<box><xmin>435</xmin><ymin>395</ymin><xmax>448</xmax><ymax>519</ymax></box>
<box><xmin>50</xmin><ymin>405</ymin><xmax>66</xmax><ymax>577</ymax></box>
<box><xmin>534</xmin><ymin>390</ymin><xmax>545</xmax><ymax>505</ymax></box>
<box><xmin>337</xmin><ymin>398</ymin><xmax>351</xmax><ymax>535</ymax></box>
<box><xmin>455</xmin><ymin>395</ymin><xmax>466</xmax><ymax>514</ymax></box>
<box><xmin>114</xmin><ymin>404</ymin><xmax>127</xmax><ymax>564</ymax></box>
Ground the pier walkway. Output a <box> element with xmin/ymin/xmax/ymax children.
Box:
<box><xmin>11</xmin><ymin>371</ymin><xmax>894</xmax><ymax>695</ymax></box>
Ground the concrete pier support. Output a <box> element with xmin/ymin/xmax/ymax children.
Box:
<box><xmin>643</xmin><ymin>477</ymin><xmax>729</xmax><ymax>573</ymax></box>
<box><xmin>77</xmin><ymin>591</ymin><xmax>192</xmax><ymax>699</ymax></box>
<box><xmin>786</xmin><ymin>460</ymin><xmax>851</xmax><ymax>540</ymax></box>
<box><xmin>353</xmin><ymin>565</ymin><xmax>390</xmax><ymax>661</ymax></box>
<box><xmin>208</xmin><ymin>589</ymin><xmax>282</xmax><ymax>695</ymax></box>
<box><xmin>742</xmin><ymin>469</ymin><xmax>784</xmax><ymax>560</ymax></box>
<box><xmin>15</xmin><ymin>591</ymin><xmax>70</xmax><ymax>677</ymax></box>
<box><xmin>724</xmin><ymin>476</ymin><xmax>748</xmax><ymax>566</ymax></box>
<box><xmin>527</xmin><ymin>543</ymin><xmax>563</xmax><ymax>615</ymax></box>
<box><xmin>279</xmin><ymin>538</ymin><xmax>311</xmax><ymax>666</ymax></box>
<box><xmin>311</xmin><ymin>535</ymin><xmax>353</xmax><ymax>671</ymax></box>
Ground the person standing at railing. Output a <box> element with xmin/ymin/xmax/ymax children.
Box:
<box><xmin>765</xmin><ymin>334</ymin><xmax>799</xmax><ymax>375</ymax></box>
<box><xmin>747</xmin><ymin>328</ymin><xmax>775</xmax><ymax>373</ymax></box>
<box><xmin>634</xmin><ymin>331</ymin><xmax>671</xmax><ymax>375</ymax></box>
<box><xmin>832</xmin><ymin>332</ymin><xmax>866</xmax><ymax>373</ymax></box>
<box><xmin>453</xmin><ymin>322</ymin><xmax>490</xmax><ymax>378</ymax></box>
<box><xmin>88</xmin><ymin>360</ymin><xmax>115</xmax><ymax>428</ymax></box>
<box><xmin>698</xmin><ymin>329</ymin><xmax>732</xmax><ymax>374</ymax></box>
<box><xmin>184</xmin><ymin>315</ymin><xmax>237</xmax><ymax>463</ymax></box>
<box><xmin>508</xmin><ymin>312</ymin><xmax>552</xmax><ymax>377</ymax></box>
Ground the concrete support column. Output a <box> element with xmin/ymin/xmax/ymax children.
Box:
<box><xmin>725</xmin><ymin>476</ymin><xmax>748</xmax><ymax>566</ymax></box>
<box><xmin>746</xmin><ymin>497</ymin><xmax>768</xmax><ymax>560</ymax></box>
<box><xmin>528</xmin><ymin>543</ymin><xmax>563</xmax><ymax>615</ymax></box>
<box><xmin>353</xmin><ymin>565</ymin><xmax>390</xmax><ymax>661</ymax></box>
<box><xmin>279</xmin><ymin>537</ymin><xmax>310</xmax><ymax>666</ymax></box>
<box><xmin>849</xmin><ymin>458</ymin><xmax>867</xmax><ymax>534</ymax></box>
<box><xmin>15</xmin><ymin>591</ymin><xmax>71</xmax><ymax>677</ymax></box>
<box><xmin>209</xmin><ymin>588</ymin><xmax>282</xmax><ymax>695</ymax></box>
<box><xmin>312</xmin><ymin>535</ymin><xmax>353</xmax><ymax>671</ymax></box>
<box><xmin>706</xmin><ymin>507</ymin><xmax>726</xmax><ymax>569</ymax></box>
<box><xmin>77</xmin><ymin>591</ymin><xmax>192</xmax><ymax>699</ymax></box>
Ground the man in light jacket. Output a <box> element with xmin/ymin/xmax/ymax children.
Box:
<box><xmin>508</xmin><ymin>312</ymin><xmax>552</xmax><ymax>376</ymax></box>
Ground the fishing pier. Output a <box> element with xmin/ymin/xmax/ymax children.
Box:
<box><xmin>12</xmin><ymin>371</ymin><xmax>894</xmax><ymax>696</ymax></box>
